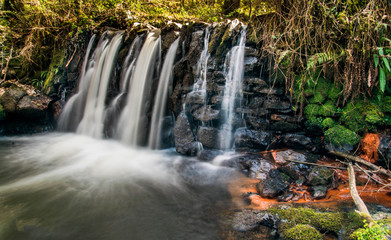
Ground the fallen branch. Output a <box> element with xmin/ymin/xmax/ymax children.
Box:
<box><xmin>347</xmin><ymin>163</ymin><xmax>374</xmax><ymax>226</ymax></box>
<box><xmin>329</xmin><ymin>151</ymin><xmax>391</xmax><ymax>178</ymax></box>
<box><xmin>284</xmin><ymin>159</ymin><xmax>346</xmax><ymax>170</ymax></box>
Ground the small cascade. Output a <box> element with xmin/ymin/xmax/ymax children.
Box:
<box><xmin>57</xmin><ymin>34</ymin><xmax>97</xmax><ymax>132</ymax></box>
<box><xmin>76</xmin><ymin>32</ymin><xmax>123</xmax><ymax>138</ymax></box>
<box><xmin>148</xmin><ymin>38</ymin><xmax>179</xmax><ymax>149</ymax></box>
<box><xmin>103</xmin><ymin>36</ymin><xmax>143</xmax><ymax>137</ymax></box>
<box><xmin>116</xmin><ymin>32</ymin><xmax>161</xmax><ymax>146</ymax></box>
<box><xmin>193</xmin><ymin>26</ymin><xmax>211</xmax><ymax>93</ymax></box>
<box><xmin>219</xmin><ymin>26</ymin><xmax>247</xmax><ymax>150</ymax></box>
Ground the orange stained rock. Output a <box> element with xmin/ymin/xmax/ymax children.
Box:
<box><xmin>359</xmin><ymin>133</ymin><xmax>380</xmax><ymax>163</ymax></box>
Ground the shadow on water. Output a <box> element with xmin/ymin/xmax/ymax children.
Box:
<box><xmin>0</xmin><ymin>133</ymin><xmax>241</xmax><ymax>240</ymax></box>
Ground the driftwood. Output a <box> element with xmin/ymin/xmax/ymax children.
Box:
<box><xmin>347</xmin><ymin>163</ymin><xmax>374</xmax><ymax>226</ymax></box>
<box><xmin>329</xmin><ymin>151</ymin><xmax>391</xmax><ymax>178</ymax></box>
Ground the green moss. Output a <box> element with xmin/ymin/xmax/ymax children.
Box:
<box><xmin>304</xmin><ymin>104</ymin><xmax>322</xmax><ymax>117</ymax></box>
<box><xmin>319</xmin><ymin>100</ymin><xmax>337</xmax><ymax>117</ymax></box>
<box><xmin>349</xmin><ymin>221</ymin><xmax>391</xmax><ymax>240</ymax></box>
<box><xmin>305</xmin><ymin>116</ymin><xmax>323</xmax><ymax>131</ymax></box>
<box><xmin>324</xmin><ymin>125</ymin><xmax>360</xmax><ymax>146</ymax></box>
<box><xmin>321</xmin><ymin>117</ymin><xmax>335</xmax><ymax>129</ymax></box>
<box><xmin>340</xmin><ymin>101</ymin><xmax>366</xmax><ymax>133</ymax></box>
<box><xmin>43</xmin><ymin>48</ymin><xmax>66</xmax><ymax>90</ymax></box>
<box><xmin>308</xmin><ymin>78</ymin><xmax>331</xmax><ymax>104</ymax></box>
<box><xmin>328</xmin><ymin>83</ymin><xmax>342</xmax><ymax>101</ymax></box>
<box><xmin>283</xmin><ymin>224</ymin><xmax>322</xmax><ymax>240</ymax></box>
<box><xmin>364</xmin><ymin>102</ymin><xmax>384</xmax><ymax>125</ymax></box>
<box><xmin>0</xmin><ymin>104</ymin><xmax>5</xmax><ymax>120</ymax></box>
<box><xmin>269</xmin><ymin>207</ymin><xmax>343</xmax><ymax>234</ymax></box>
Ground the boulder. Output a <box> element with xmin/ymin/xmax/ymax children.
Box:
<box><xmin>307</xmin><ymin>166</ymin><xmax>333</xmax><ymax>186</ymax></box>
<box><xmin>234</xmin><ymin>127</ymin><xmax>271</xmax><ymax>150</ymax></box>
<box><xmin>231</xmin><ymin>209</ymin><xmax>277</xmax><ymax>232</ymax></box>
<box><xmin>257</xmin><ymin>169</ymin><xmax>290</xmax><ymax>198</ymax></box>
<box><xmin>16</xmin><ymin>94</ymin><xmax>52</xmax><ymax>119</ymax></box>
<box><xmin>272</xmin><ymin>149</ymin><xmax>307</xmax><ymax>166</ymax></box>
<box><xmin>197</xmin><ymin>126</ymin><xmax>220</xmax><ymax>149</ymax></box>
<box><xmin>282</xmin><ymin>133</ymin><xmax>314</xmax><ymax>150</ymax></box>
<box><xmin>248</xmin><ymin>159</ymin><xmax>275</xmax><ymax>180</ymax></box>
<box><xmin>245</xmin><ymin>115</ymin><xmax>269</xmax><ymax>131</ymax></box>
<box><xmin>0</xmin><ymin>84</ymin><xmax>27</xmax><ymax>112</ymax></box>
<box><xmin>174</xmin><ymin>112</ymin><xmax>198</xmax><ymax>155</ymax></box>
<box><xmin>192</xmin><ymin>106</ymin><xmax>220</xmax><ymax>122</ymax></box>
<box><xmin>308</xmin><ymin>185</ymin><xmax>328</xmax><ymax>199</ymax></box>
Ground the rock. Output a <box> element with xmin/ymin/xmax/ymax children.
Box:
<box><xmin>197</xmin><ymin>126</ymin><xmax>220</xmax><ymax>149</ymax></box>
<box><xmin>257</xmin><ymin>169</ymin><xmax>290</xmax><ymax>198</ymax></box>
<box><xmin>197</xmin><ymin>149</ymin><xmax>223</xmax><ymax>161</ymax></box>
<box><xmin>248</xmin><ymin>97</ymin><xmax>265</xmax><ymax>109</ymax></box>
<box><xmin>271</xmin><ymin>114</ymin><xmax>300</xmax><ymax>123</ymax></box>
<box><xmin>179</xmin><ymin>141</ymin><xmax>203</xmax><ymax>156</ymax></box>
<box><xmin>16</xmin><ymin>94</ymin><xmax>52</xmax><ymax>119</ymax></box>
<box><xmin>257</xmin><ymin>88</ymin><xmax>283</xmax><ymax>95</ymax></box>
<box><xmin>378</xmin><ymin>134</ymin><xmax>391</xmax><ymax>168</ymax></box>
<box><xmin>234</xmin><ymin>127</ymin><xmax>271</xmax><ymax>150</ymax></box>
<box><xmin>174</xmin><ymin>112</ymin><xmax>198</xmax><ymax>155</ymax></box>
<box><xmin>248</xmin><ymin>159</ymin><xmax>275</xmax><ymax>180</ymax></box>
<box><xmin>277</xmin><ymin>192</ymin><xmax>295</xmax><ymax>202</ymax></box>
<box><xmin>307</xmin><ymin>166</ymin><xmax>333</xmax><ymax>186</ymax></box>
<box><xmin>245</xmin><ymin>116</ymin><xmax>269</xmax><ymax>131</ymax></box>
<box><xmin>0</xmin><ymin>84</ymin><xmax>27</xmax><ymax>112</ymax></box>
<box><xmin>308</xmin><ymin>185</ymin><xmax>328</xmax><ymax>199</ymax></box>
<box><xmin>236</xmin><ymin>107</ymin><xmax>268</xmax><ymax>117</ymax></box>
<box><xmin>278</xmin><ymin>163</ymin><xmax>301</xmax><ymax>181</ymax></box>
<box><xmin>271</xmin><ymin>121</ymin><xmax>300</xmax><ymax>132</ymax></box>
<box><xmin>192</xmin><ymin>106</ymin><xmax>220</xmax><ymax>122</ymax></box>
<box><xmin>263</xmin><ymin>95</ymin><xmax>291</xmax><ymax>110</ymax></box>
<box><xmin>231</xmin><ymin>209</ymin><xmax>277</xmax><ymax>232</ymax></box>
<box><xmin>282</xmin><ymin>133</ymin><xmax>314</xmax><ymax>150</ymax></box>
<box><xmin>272</xmin><ymin>149</ymin><xmax>307</xmax><ymax>166</ymax></box>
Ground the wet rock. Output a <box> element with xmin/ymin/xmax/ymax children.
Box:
<box><xmin>234</xmin><ymin>127</ymin><xmax>271</xmax><ymax>150</ymax></box>
<box><xmin>257</xmin><ymin>169</ymin><xmax>290</xmax><ymax>198</ymax></box>
<box><xmin>0</xmin><ymin>84</ymin><xmax>27</xmax><ymax>112</ymax></box>
<box><xmin>263</xmin><ymin>96</ymin><xmax>291</xmax><ymax>110</ymax></box>
<box><xmin>271</xmin><ymin>114</ymin><xmax>300</xmax><ymax>123</ymax></box>
<box><xmin>248</xmin><ymin>159</ymin><xmax>275</xmax><ymax>180</ymax></box>
<box><xmin>174</xmin><ymin>112</ymin><xmax>198</xmax><ymax>155</ymax></box>
<box><xmin>244</xmin><ymin>56</ymin><xmax>259</xmax><ymax>75</ymax></box>
<box><xmin>248</xmin><ymin>97</ymin><xmax>265</xmax><ymax>109</ymax></box>
<box><xmin>231</xmin><ymin>209</ymin><xmax>278</xmax><ymax>232</ymax></box>
<box><xmin>16</xmin><ymin>94</ymin><xmax>52</xmax><ymax>119</ymax></box>
<box><xmin>257</xmin><ymin>88</ymin><xmax>283</xmax><ymax>95</ymax></box>
<box><xmin>277</xmin><ymin>192</ymin><xmax>295</xmax><ymax>202</ymax></box>
<box><xmin>245</xmin><ymin>116</ymin><xmax>268</xmax><ymax>131</ymax></box>
<box><xmin>197</xmin><ymin>126</ymin><xmax>220</xmax><ymax>149</ymax></box>
<box><xmin>197</xmin><ymin>149</ymin><xmax>223</xmax><ymax>161</ymax></box>
<box><xmin>244</xmin><ymin>47</ymin><xmax>258</xmax><ymax>57</ymax></box>
<box><xmin>278</xmin><ymin>163</ymin><xmax>301</xmax><ymax>181</ymax></box>
<box><xmin>307</xmin><ymin>166</ymin><xmax>333</xmax><ymax>186</ymax></box>
<box><xmin>282</xmin><ymin>133</ymin><xmax>314</xmax><ymax>150</ymax></box>
<box><xmin>236</xmin><ymin>107</ymin><xmax>268</xmax><ymax>117</ymax></box>
<box><xmin>378</xmin><ymin>134</ymin><xmax>391</xmax><ymax>168</ymax></box>
<box><xmin>179</xmin><ymin>141</ymin><xmax>203</xmax><ymax>156</ymax></box>
<box><xmin>271</xmin><ymin>121</ymin><xmax>300</xmax><ymax>132</ymax></box>
<box><xmin>324</xmin><ymin>143</ymin><xmax>354</xmax><ymax>154</ymax></box>
<box><xmin>272</xmin><ymin>149</ymin><xmax>307</xmax><ymax>166</ymax></box>
<box><xmin>308</xmin><ymin>185</ymin><xmax>328</xmax><ymax>199</ymax></box>
<box><xmin>192</xmin><ymin>105</ymin><xmax>220</xmax><ymax>122</ymax></box>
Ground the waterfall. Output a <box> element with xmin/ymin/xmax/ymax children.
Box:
<box><xmin>116</xmin><ymin>32</ymin><xmax>161</xmax><ymax>146</ymax></box>
<box><xmin>76</xmin><ymin>32</ymin><xmax>123</xmax><ymax>138</ymax></box>
<box><xmin>103</xmin><ymin>36</ymin><xmax>143</xmax><ymax>137</ymax></box>
<box><xmin>193</xmin><ymin>26</ymin><xmax>211</xmax><ymax>93</ymax></box>
<box><xmin>219</xmin><ymin>26</ymin><xmax>247</xmax><ymax>150</ymax></box>
<box><xmin>148</xmin><ymin>38</ymin><xmax>179</xmax><ymax>149</ymax></box>
<box><xmin>57</xmin><ymin>34</ymin><xmax>97</xmax><ymax>132</ymax></box>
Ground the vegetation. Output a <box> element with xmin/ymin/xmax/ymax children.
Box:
<box><xmin>349</xmin><ymin>221</ymin><xmax>390</xmax><ymax>240</ymax></box>
<box><xmin>283</xmin><ymin>224</ymin><xmax>322</xmax><ymax>240</ymax></box>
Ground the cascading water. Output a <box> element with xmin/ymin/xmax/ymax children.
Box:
<box><xmin>103</xmin><ymin>36</ymin><xmax>143</xmax><ymax>137</ymax></box>
<box><xmin>115</xmin><ymin>32</ymin><xmax>161</xmax><ymax>146</ymax></box>
<box><xmin>219</xmin><ymin>26</ymin><xmax>247</xmax><ymax>150</ymax></box>
<box><xmin>192</xmin><ymin>26</ymin><xmax>211</xmax><ymax>93</ymax></box>
<box><xmin>148</xmin><ymin>38</ymin><xmax>179</xmax><ymax>149</ymax></box>
<box><xmin>57</xmin><ymin>34</ymin><xmax>97</xmax><ymax>132</ymax></box>
<box><xmin>74</xmin><ymin>32</ymin><xmax>124</xmax><ymax>138</ymax></box>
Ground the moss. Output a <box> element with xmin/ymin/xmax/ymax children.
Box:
<box><xmin>43</xmin><ymin>48</ymin><xmax>66</xmax><ymax>90</ymax></box>
<box><xmin>327</xmin><ymin>83</ymin><xmax>342</xmax><ymax>101</ymax></box>
<box><xmin>319</xmin><ymin>100</ymin><xmax>337</xmax><ymax>117</ymax></box>
<box><xmin>321</xmin><ymin>117</ymin><xmax>335</xmax><ymax>129</ymax></box>
<box><xmin>283</xmin><ymin>224</ymin><xmax>322</xmax><ymax>240</ymax></box>
<box><xmin>304</xmin><ymin>104</ymin><xmax>322</xmax><ymax>118</ymax></box>
<box><xmin>305</xmin><ymin>116</ymin><xmax>323</xmax><ymax>131</ymax></box>
<box><xmin>0</xmin><ymin>104</ymin><xmax>5</xmax><ymax>120</ymax></box>
<box><xmin>340</xmin><ymin>101</ymin><xmax>366</xmax><ymax>133</ymax></box>
<box><xmin>364</xmin><ymin>102</ymin><xmax>384</xmax><ymax>125</ymax></box>
<box><xmin>324</xmin><ymin>125</ymin><xmax>360</xmax><ymax>146</ymax></box>
<box><xmin>270</xmin><ymin>207</ymin><xmax>343</xmax><ymax>234</ymax></box>
<box><xmin>307</xmin><ymin>78</ymin><xmax>331</xmax><ymax>104</ymax></box>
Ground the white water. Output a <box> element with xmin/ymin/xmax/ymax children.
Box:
<box><xmin>219</xmin><ymin>26</ymin><xmax>247</xmax><ymax>150</ymax></box>
<box><xmin>192</xmin><ymin>26</ymin><xmax>211</xmax><ymax>93</ymax></box>
<box><xmin>116</xmin><ymin>32</ymin><xmax>161</xmax><ymax>146</ymax></box>
<box><xmin>76</xmin><ymin>32</ymin><xmax>124</xmax><ymax>138</ymax></box>
<box><xmin>148</xmin><ymin>38</ymin><xmax>179</xmax><ymax>149</ymax></box>
<box><xmin>57</xmin><ymin>34</ymin><xmax>97</xmax><ymax>132</ymax></box>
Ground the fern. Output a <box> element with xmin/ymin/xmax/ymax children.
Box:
<box><xmin>306</xmin><ymin>51</ymin><xmax>344</xmax><ymax>71</ymax></box>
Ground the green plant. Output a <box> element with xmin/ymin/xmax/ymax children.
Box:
<box><xmin>351</xmin><ymin>221</ymin><xmax>390</xmax><ymax>240</ymax></box>
<box><xmin>373</xmin><ymin>46</ymin><xmax>391</xmax><ymax>93</ymax></box>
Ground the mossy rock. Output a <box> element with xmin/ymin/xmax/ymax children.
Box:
<box><xmin>327</xmin><ymin>83</ymin><xmax>342</xmax><ymax>101</ymax></box>
<box><xmin>307</xmin><ymin>78</ymin><xmax>331</xmax><ymax>104</ymax></box>
<box><xmin>321</xmin><ymin>117</ymin><xmax>335</xmax><ymax>129</ymax></box>
<box><xmin>270</xmin><ymin>207</ymin><xmax>343</xmax><ymax>234</ymax></box>
<box><xmin>324</xmin><ymin>125</ymin><xmax>360</xmax><ymax>146</ymax></box>
<box><xmin>304</xmin><ymin>104</ymin><xmax>322</xmax><ymax>118</ymax></box>
<box><xmin>305</xmin><ymin>116</ymin><xmax>323</xmax><ymax>132</ymax></box>
<box><xmin>282</xmin><ymin>224</ymin><xmax>322</xmax><ymax>240</ymax></box>
<box><xmin>43</xmin><ymin>48</ymin><xmax>66</xmax><ymax>91</ymax></box>
<box><xmin>340</xmin><ymin>101</ymin><xmax>366</xmax><ymax>133</ymax></box>
<box><xmin>319</xmin><ymin>100</ymin><xmax>337</xmax><ymax>117</ymax></box>
<box><xmin>364</xmin><ymin>102</ymin><xmax>384</xmax><ymax>125</ymax></box>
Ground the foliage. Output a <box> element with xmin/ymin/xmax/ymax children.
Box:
<box><xmin>350</xmin><ymin>221</ymin><xmax>390</xmax><ymax>240</ymax></box>
<box><xmin>0</xmin><ymin>104</ymin><xmax>5</xmax><ymax>120</ymax></box>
